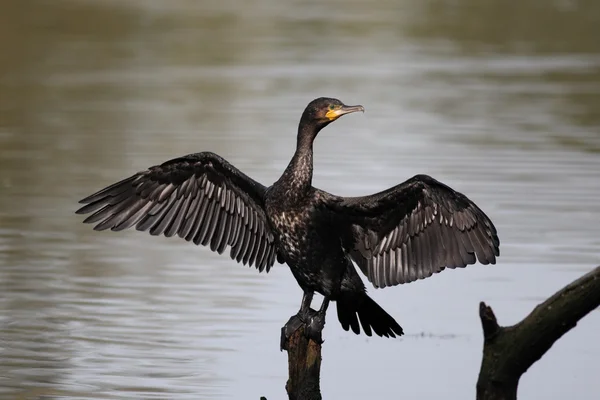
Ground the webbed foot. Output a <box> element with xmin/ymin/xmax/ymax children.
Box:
<box><xmin>305</xmin><ymin>310</ymin><xmax>326</xmax><ymax>344</ymax></box>
<box><xmin>280</xmin><ymin>308</ymin><xmax>326</xmax><ymax>351</ymax></box>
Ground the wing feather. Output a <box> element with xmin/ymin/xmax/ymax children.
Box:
<box><xmin>77</xmin><ymin>152</ymin><xmax>279</xmax><ymax>272</ymax></box>
<box><xmin>328</xmin><ymin>174</ymin><xmax>499</xmax><ymax>288</ymax></box>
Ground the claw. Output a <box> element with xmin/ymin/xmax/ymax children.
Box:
<box><xmin>280</xmin><ymin>313</ymin><xmax>305</xmax><ymax>351</ymax></box>
<box><xmin>305</xmin><ymin>312</ymin><xmax>326</xmax><ymax>344</ymax></box>
<box><xmin>280</xmin><ymin>308</ymin><xmax>326</xmax><ymax>351</ymax></box>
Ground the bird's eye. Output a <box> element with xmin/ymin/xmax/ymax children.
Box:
<box><xmin>329</xmin><ymin>105</ymin><xmax>335</xmax><ymax>110</ymax></box>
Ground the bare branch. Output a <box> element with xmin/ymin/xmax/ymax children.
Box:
<box><xmin>477</xmin><ymin>266</ymin><xmax>600</xmax><ymax>400</ymax></box>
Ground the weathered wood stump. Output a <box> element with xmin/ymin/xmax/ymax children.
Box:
<box><xmin>477</xmin><ymin>266</ymin><xmax>600</xmax><ymax>400</ymax></box>
<box><xmin>282</xmin><ymin>326</ymin><xmax>323</xmax><ymax>400</ymax></box>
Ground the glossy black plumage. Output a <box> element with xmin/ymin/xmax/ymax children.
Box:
<box><xmin>331</xmin><ymin>174</ymin><xmax>499</xmax><ymax>288</ymax></box>
<box><xmin>77</xmin><ymin>152</ymin><xmax>278</xmax><ymax>272</ymax></box>
<box><xmin>77</xmin><ymin>97</ymin><xmax>499</xmax><ymax>339</ymax></box>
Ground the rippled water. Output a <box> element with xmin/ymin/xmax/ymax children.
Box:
<box><xmin>1</xmin><ymin>1</ymin><xmax>599</xmax><ymax>399</ymax></box>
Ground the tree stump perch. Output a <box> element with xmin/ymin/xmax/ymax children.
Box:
<box><xmin>283</xmin><ymin>326</ymin><xmax>323</xmax><ymax>400</ymax></box>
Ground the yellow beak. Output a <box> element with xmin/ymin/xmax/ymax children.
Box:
<box><xmin>325</xmin><ymin>104</ymin><xmax>365</xmax><ymax>121</ymax></box>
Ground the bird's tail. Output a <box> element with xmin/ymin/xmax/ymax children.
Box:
<box><xmin>336</xmin><ymin>292</ymin><xmax>404</xmax><ymax>337</ymax></box>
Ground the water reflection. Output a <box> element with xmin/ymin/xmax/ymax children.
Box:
<box><xmin>0</xmin><ymin>0</ymin><xmax>598</xmax><ymax>399</ymax></box>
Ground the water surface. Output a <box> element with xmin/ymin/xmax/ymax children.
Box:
<box><xmin>1</xmin><ymin>1</ymin><xmax>599</xmax><ymax>399</ymax></box>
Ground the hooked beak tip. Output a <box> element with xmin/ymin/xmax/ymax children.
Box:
<box><xmin>341</xmin><ymin>104</ymin><xmax>365</xmax><ymax>114</ymax></box>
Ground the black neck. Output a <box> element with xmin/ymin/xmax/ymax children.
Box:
<box><xmin>278</xmin><ymin>121</ymin><xmax>323</xmax><ymax>194</ymax></box>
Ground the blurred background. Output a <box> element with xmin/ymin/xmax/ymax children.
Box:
<box><xmin>1</xmin><ymin>0</ymin><xmax>599</xmax><ymax>399</ymax></box>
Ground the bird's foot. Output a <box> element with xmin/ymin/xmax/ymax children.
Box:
<box><xmin>280</xmin><ymin>313</ymin><xmax>305</xmax><ymax>351</ymax></box>
<box><xmin>280</xmin><ymin>308</ymin><xmax>325</xmax><ymax>351</ymax></box>
<box><xmin>305</xmin><ymin>310</ymin><xmax>326</xmax><ymax>344</ymax></box>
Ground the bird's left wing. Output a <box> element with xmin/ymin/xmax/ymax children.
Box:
<box><xmin>325</xmin><ymin>174</ymin><xmax>499</xmax><ymax>288</ymax></box>
<box><xmin>76</xmin><ymin>152</ymin><xmax>278</xmax><ymax>272</ymax></box>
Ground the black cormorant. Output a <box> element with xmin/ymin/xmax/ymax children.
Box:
<box><xmin>76</xmin><ymin>97</ymin><xmax>499</xmax><ymax>347</ymax></box>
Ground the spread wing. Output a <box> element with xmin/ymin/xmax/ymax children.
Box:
<box><xmin>330</xmin><ymin>174</ymin><xmax>499</xmax><ymax>288</ymax></box>
<box><xmin>76</xmin><ymin>152</ymin><xmax>278</xmax><ymax>272</ymax></box>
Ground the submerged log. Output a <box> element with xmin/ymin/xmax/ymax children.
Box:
<box><xmin>477</xmin><ymin>266</ymin><xmax>600</xmax><ymax>400</ymax></box>
<box><xmin>283</xmin><ymin>326</ymin><xmax>323</xmax><ymax>400</ymax></box>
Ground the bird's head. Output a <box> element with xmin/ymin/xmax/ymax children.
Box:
<box><xmin>299</xmin><ymin>97</ymin><xmax>364</xmax><ymax>137</ymax></box>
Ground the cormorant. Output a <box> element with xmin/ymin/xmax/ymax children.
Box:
<box><xmin>76</xmin><ymin>97</ymin><xmax>499</xmax><ymax>348</ymax></box>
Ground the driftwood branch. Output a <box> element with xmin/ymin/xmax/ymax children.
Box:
<box><xmin>283</xmin><ymin>326</ymin><xmax>323</xmax><ymax>400</ymax></box>
<box><xmin>477</xmin><ymin>266</ymin><xmax>600</xmax><ymax>400</ymax></box>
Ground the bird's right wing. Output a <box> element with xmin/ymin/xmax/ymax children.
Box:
<box><xmin>323</xmin><ymin>174</ymin><xmax>499</xmax><ymax>288</ymax></box>
<box><xmin>76</xmin><ymin>152</ymin><xmax>279</xmax><ymax>272</ymax></box>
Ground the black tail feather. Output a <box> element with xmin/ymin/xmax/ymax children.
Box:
<box><xmin>336</xmin><ymin>293</ymin><xmax>404</xmax><ymax>338</ymax></box>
